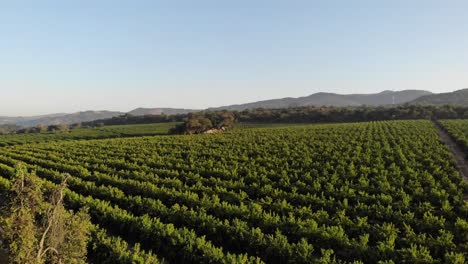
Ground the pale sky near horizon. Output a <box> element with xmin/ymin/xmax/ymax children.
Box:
<box><xmin>1</xmin><ymin>1</ymin><xmax>468</xmax><ymax>116</ymax></box>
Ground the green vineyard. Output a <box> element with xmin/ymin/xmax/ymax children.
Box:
<box><xmin>0</xmin><ymin>123</ymin><xmax>178</xmax><ymax>147</ymax></box>
<box><xmin>0</xmin><ymin>120</ymin><xmax>467</xmax><ymax>263</ymax></box>
<box><xmin>440</xmin><ymin>120</ymin><xmax>468</xmax><ymax>155</ymax></box>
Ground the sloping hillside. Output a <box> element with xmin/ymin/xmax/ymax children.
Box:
<box><xmin>348</xmin><ymin>90</ymin><xmax>433</xmax><ymax>105</ymax></box>
<box><xmin>211</xmin><ymin>90</ymin><xmax>432</xmax><ymax>111</ymax></box>
<box><xmin>0</xmin><ymin>108</ymin><xmax>196</xmax><ymax>127</ymax></box>
<box><xmin>15</xmin><ymin>111</ymin><xmax>123</xmax><ymax>126</ymax></box>
<box><xmin>128</xmin><ymin>108</ymin><xmax>196</xmax><ymax>116</ymax></box>
<box><xmin>410</xmin><ymin>88</ymin><xmax>468</xmax><ymax>106</ymax></box>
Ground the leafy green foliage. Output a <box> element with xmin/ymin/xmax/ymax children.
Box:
<box><xmin>0</xmin><ymin>122</ymin><xmax>178</xmax><ymax>147</ymax></box>
<box><xmin>0</xmin><ymin>165</ymin><xmax>92</xmax><ymax>264</ymax></box>
<box><xmin>171</xmin><ymin>111</ymin><xmax>235</xmax><ymax>134</ymax></box>
<box><xmin>0</xmin><ymin>120</ymin><xmax>466</xmax><ymax>263</ymax></box>
<box><xmin>440</xmin><ymin>119</ymin><xmax>468</xmax><ymax>155</ymax></box>
<box><xmin>235</xmin><ymin>105</ymin><xmax>468</xmax><ymax>123</ymax></box>
<box><xmin>89</xmin><ymin>229</ymin><xmax>160</xmax><ymax>264</ymax></box>
<box><xmin>1</xmin><ymin>165</ymin><xmax>41</xmax><ymax>263</ymax></box>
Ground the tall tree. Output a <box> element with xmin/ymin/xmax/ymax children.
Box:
<box><xmin>0</xmin><ymin>164</ymin><xmax>92</xmax><ymax>264</ymax></box>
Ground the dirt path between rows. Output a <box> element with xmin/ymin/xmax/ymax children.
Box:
<box><xmin>433</xmin><ymin>122</ymin><xmax>468</xmax><ymax>200</ymax></box>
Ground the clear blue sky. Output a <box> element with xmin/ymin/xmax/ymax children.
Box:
<box><xmin>1</xmin><ymin>0</ymin><xmax>467</xmax><ymax>116</ymax></box>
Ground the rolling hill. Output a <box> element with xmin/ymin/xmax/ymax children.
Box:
<box><xmin>211</xmin><ymin>90</ymin><xmax>433</xmax><ymax>111</ymax></box>
<box><xmin>14</xmin><ymin>111</ymin><xmax>123</xmax><ymax>127</ymax></box>
<box><xmin>0</xmin><ymin>113</ymin><xmax>67</xmax><ymax>126</ymax></box>
<box><xmin>410</xmin><ymin>88</ymin><xmax>468</xmax><ymax>106</ymax></box>
<box><xmin>128</xmin><ymin>108</ymin><xmax>196</xmax><ymax>116</ymax></box>
<box><xmin>0</xmin><ymin>108</ymin><xmax>197</xmax><ymax>127</ymax></box>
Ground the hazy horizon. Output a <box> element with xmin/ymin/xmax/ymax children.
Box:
<box><xmin>0</xmin><ymin>88</ymin><xmax>464</xmax><ymax>117</ymax></box>
<box><xmin>2</xmin><ymin>1</ymin><xmax>467</xmax><ymax>116</ymax></box>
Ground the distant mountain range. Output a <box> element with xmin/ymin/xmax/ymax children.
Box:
<box><xmin>1</xmin><ymin>111</ymin><xmax>123</xmax><ymax>127</ymax></box>
<box><xmin>0</xmin><ymin>113</ymin><xmax>67</xmax><ymax>126</ymax></box>
<box><xmin>1</xmin><ymin>89</ymin><xmax>467</xmax><ymax>127</ymax></box>
<box><xmin>0</xmin><ymin>108</ymin><xmax>196</xmax><ymax>127</ymax></box>
<box><xmin>210</xmin><ymin>90</ymin><xmax>433</xmax><ymax>111</ymax></box>
<box><xmin>127</xmin><ymin>108</ymin><xmax>195</xmax><ymax>116</ymax></box>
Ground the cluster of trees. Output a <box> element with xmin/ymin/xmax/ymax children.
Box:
<box><xmin>0</xmin><ymin>165</ymin><xmax>91</xmax><ymax>264</ymax></box>
<box><xmin>0</xmin><ymin>125</ymin><xmax>22</xmax><ymax>135</ymax></box>
<box><xmin>81</xmin><ymin>113</ymin><xmax>186</xmax><ymax>127</ymax></box>
<box><xmin>76</xmin><ymin>105</ymin><xmax>468</xmax><ymax>129</ymax></box>
<box><xmin>0</xmin><ymin>120</ymin><xmax>466</xmax><ymax>262</ymax></box>
<box><xmin>15</xmin><ymin>124</ymin><xmax>71</xmax><ymax>134</ymax></box>
<box><xmin>234</xmin><ymin>104</ymin><xmax>468</xmax><ymax>123</ymax></box>
<box><xmin>171</xmin><ymin>111</ymin><xmax>236</xmax><ymax>134</ymax></box>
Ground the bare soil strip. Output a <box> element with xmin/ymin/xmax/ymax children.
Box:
<box><xmin>434</xmin><ymin>122</ymin><xmax>468</xmax><ymax>200</ymax></box>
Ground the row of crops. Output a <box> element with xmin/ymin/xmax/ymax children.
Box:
<box><xmin>440</xmin><ymin>120</ymin><xmax>468</xmax><ymax>155</ymax></box>
<box><xmin>0</xmin><ymin>120</ymin><xmax>467</xmax><ymax>263</ymax></box>
<box><xmin>0</xmin><ymin>122</ymin><xmax>178</xmax><ymax>147</ymax></box>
